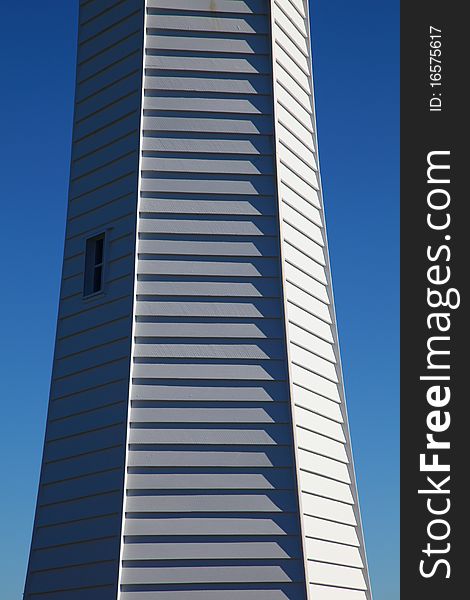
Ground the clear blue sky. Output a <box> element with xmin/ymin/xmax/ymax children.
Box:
<box><xmin>0</xmin><ymin>2</ymin><xmax>398</xmax><ymax>598</ymax></box>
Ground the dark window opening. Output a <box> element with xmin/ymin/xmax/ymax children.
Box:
<box><xmin>84</xmin><ymin>233</ymin><xmax>105</xmax><ymax>296</ymax></box>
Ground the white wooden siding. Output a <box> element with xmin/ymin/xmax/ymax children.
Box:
<box><xmin>272</xmin><ymin>1</ymin><xmax>372</xmax><ymax>598</ymax></box>
<box><xmin>120</xmin><ymin>2</ymin><xmax>306</xmax><ymax>598</ymax></box>
<box><xmin>24</xmin><ymin>1</ymin><xmax>144</xmax><ymax>598</ymax></box>
<box><xmin>25</xmin><ymin>2</ymin><xmax>372</xmax><ymax>599</ymax></box>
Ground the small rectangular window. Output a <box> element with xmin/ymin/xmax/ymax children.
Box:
<box><xmin>84</xmin><ymin>233</ymin><xmax>105</xmax><ymax>297</ymax></box>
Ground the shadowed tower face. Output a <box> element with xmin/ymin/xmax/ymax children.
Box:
<box><xmin>24</xmin><ymin>1</ymin><xmax>372</xmax><ymax>599</ymax></box>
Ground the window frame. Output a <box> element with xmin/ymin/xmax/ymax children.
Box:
<box><xmin>83</xmin><ymin>232</ymin><xmax>107</xmax><ymax>298</ymax></box>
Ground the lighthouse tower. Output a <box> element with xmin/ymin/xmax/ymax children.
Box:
<box><xmin>24</xmin><ymin>2</ymin><xmax>372</xmax><ymax>599</ymax></box>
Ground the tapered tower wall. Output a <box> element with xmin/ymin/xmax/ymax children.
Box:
<box><xmin>271</xmin><ymin>1</ymin><xmax>371</xmax><ymax>597</ymax></box>
<box><xmin>24</xmin><ymin>2</ymin><xmax>145</xmax><ymax>597</ymax></box>
<box><xmin>24</xmin><ymin>2</ymin><xmax>371</xmax><ymax>599</ymax></box>
<box><xmin>120</xmin><ymin>1</ymin><xmax>306</xmax><ymax>597</ymax></box>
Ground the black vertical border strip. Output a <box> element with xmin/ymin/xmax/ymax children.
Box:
<box><xmin>401</xmin><ymin>2</ymin><xmax>466</xmax><ymax>598</ymax></box>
